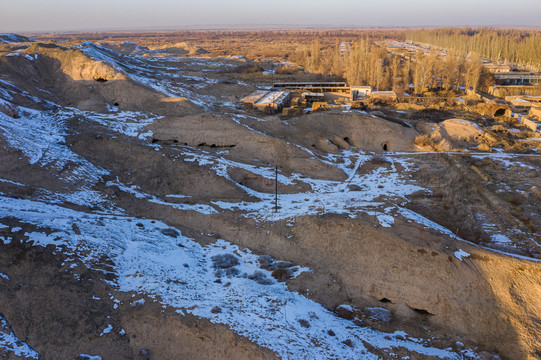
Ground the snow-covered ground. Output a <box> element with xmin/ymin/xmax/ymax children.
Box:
<box><xmin>209</xmin><ymin>152</ymin><xmax>422</xmax><ymax>223</ymax></box>
<box><xmin>0</xmin><ymin>33</ymin><xmax>35</xmax><ymax>44</ymax></box>
<box><xmin>0</xmin><ymin>195</ymin><xmax>474</xmax><ymax>360</ymax></box>
<box><xmin>0</xmin><ymin>315</ymin><xmax>39</xmax><ymax>359</ymax></box>
<box><xmin>1</xmin><ymin>41</ymin><xmax>537</xmax><ymax>358</ymax></box>
<box><xmin>0</xmin><ymin>106</ymin><xmax>107</xmax><ymax>184</ymax></box>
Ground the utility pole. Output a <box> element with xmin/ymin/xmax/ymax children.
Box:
<box><xmin>274</xmin><ymin>165</ymin><xmax>278</xmax><ymax>212</ymax></box>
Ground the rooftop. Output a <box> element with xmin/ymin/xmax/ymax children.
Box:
<box><xmin>256</xmin><ymin>90</ymin><xmax>289</xmax><ymax>105</ymax></box>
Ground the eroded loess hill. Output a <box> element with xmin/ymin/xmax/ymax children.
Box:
<box><xmin>0</xmin><ymin>42</ymin><xmax>202</xmax><ymax>115</ymax></box>
<box><xmin>0</xmin><ymin>37</ymin><xmax>539</xmax><ymax>360</ymax></box>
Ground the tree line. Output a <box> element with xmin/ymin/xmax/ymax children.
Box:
<box><xmin>405</xmin><ymin>28</ymin><xmax>541</xmax><ymax>70</ymax></box>
<box><xmin>291</xmin><ymin>38</ymin><xmax>488</xmax><ymax>95</ymax></box>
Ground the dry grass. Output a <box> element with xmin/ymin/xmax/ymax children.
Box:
<box><xmin>414</xmin><ymin>134</ymin><xmax>432</xmax><ymax>148</ymax></box>
<box><xmin>29</xmin><ymin>29</ymin><xmax>405</xmax><ymax>61</ymax></box>
<box><xmin>370</xmin><ymin>154</ymin><xmax>391</xmax><ymax>165</ymax></box>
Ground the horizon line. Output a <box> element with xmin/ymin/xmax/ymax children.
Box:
<box><xmin>13</xmin><ymin>23</ymin><xmax>541</xmax><ymax>35</ymax></box>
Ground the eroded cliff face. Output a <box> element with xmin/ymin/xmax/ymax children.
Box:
<box><xmin>0</xmin><ymin>37</ymin><xmax>539</xmax><ymax>360</ymax></box>
<box><xmin>281</xmin><ymin>216</ymin><xmax>540</xmax><ymax>359</ymax></box>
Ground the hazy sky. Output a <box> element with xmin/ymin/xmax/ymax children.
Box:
<box><xmin>1</xmin><ymin>0</ymin><xmax>540</xmax><ymax>33</ymax></box>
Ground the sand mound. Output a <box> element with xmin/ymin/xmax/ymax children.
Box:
<box><xmin>296</xmin><ymin>112</ymin><xmax>419</xmax><ymax>153</ymax></box>
<box><xmin>416</xmin><ymin>119</ymin><xmax>486</xmax><ymax>151</ymax></box>
<box><xmin>149</xmin><ymin>110</ymin><xmax>419</xmax><ymax>186</ymax></box>
<box><xmin>440</xmin><ymin>119</ymin><xmax>485</xmax><ymax>142</ymax></box>
<box><xmin>278</xmin><ymin>215</ymin><xmax>541</xmax><ymax>360</ymax></box>
<box><xmin>24</xmin><ymin>42</ymin><xmax>128</xmax><ymax>82</ymax></box>
<box><xmin>0</xmin><ymin>33</ymin><xmax>35</xmax><ymax>43</ymax></box>
<box><xmin>0</xmin><ymin>43</ymin><xmax>202</xmax><ymax>115</ymax></box>
<box><xmin>153</xmin><ymin>42</ymin><xmax>208</xmax><ymax>56</ymax></box>
<box><xmin>150</xmin><ymin>113</ymin><xmax>345</xmax><ymax>181</ymax></box>
<box><xmin>100</xmin><ymin>41</ymin><xmax>151</xmax><ymax>56</ymax></box>
<box><xmin>240</xmin><ymin>111</ymin><xmax>419</xmax><ymax>154</ymax></box>
<box><xmin>415</xmin><ymin>122</ymin><xmax>454</xmax><ymax>151</ymax></box>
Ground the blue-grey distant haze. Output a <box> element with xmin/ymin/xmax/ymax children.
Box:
<box><xmin>1</xmin><ymin>0</ymin><xmax>541</xmax><ymax>33</ymax></box>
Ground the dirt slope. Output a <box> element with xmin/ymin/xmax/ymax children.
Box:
<box><xmin>0</xmin><ymin>43</ymin><xmax>203</xmax><ymax>116</ymax></box>
<box><xmin>0</xmin><ymin>35</ymin><xmax>539</xmax><ymax>360</ymax></box>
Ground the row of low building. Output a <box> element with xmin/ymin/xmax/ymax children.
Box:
<box><xmin>505</xmin><ymin>95</ymin><xmax>541</xmax><ymax>114</ymax></box>
<box><xmin>505</xmin><ymin>96</ymin><xmax>541</xmax><ymax>132</ymax></box>
<box><xmin>240</xmin><ymin>83</ymin><xmax>398</xmax><ymax>113</ymax></box>
<box><xmin>240</xmin><ymin>82</ymin><xmax>541</xmax><ymax>134</ymax></box>
<box><xmin>487</xmin><ymin>69</ymin><xmax>541</xmax><ymax>97</ymax></box>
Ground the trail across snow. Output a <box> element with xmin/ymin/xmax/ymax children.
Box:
<box><xmin>0</xmin><ymin>196</ymin><xmax>472</xmax><ymax>360</ymax></box>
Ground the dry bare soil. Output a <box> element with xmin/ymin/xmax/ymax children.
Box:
<box><xmin>0</xmin><ymin>34</ymin><xmax>540</xmax><ymax>360</ymax></box>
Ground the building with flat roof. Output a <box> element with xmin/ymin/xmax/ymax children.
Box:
<box><xmin>254</xmin><ymin>90</ymin><xmax>290</xmax><ymax>112</ymax></box>
<box><xmin>483</xmin><ymin>64</ymin><xmax>512</xmax><ymax>74</ymax></box>
<box><xmin>494</xmin><ymin>73</ymin><xmax>541</xmax><ymax>86</ymax></box>
<box><xmin>273</xmin><ymin>82</ymin><xmax>349</xmax><ymax>93</ymax></box>
<box><xmin>240</xmin><ymin>89</ymin><xmax>291</xmax><ymax>113</ymax></box>
<box><xmin>509</xmin><ymin>98</ymin><xmax>534</xmax><ymax>114</ymax></box>
<box><xmin>240</xmin><ymin>90</ymin><xmax>269</xmax><ymax>105</ymax></box>
<box><xmin>351</xmin><ymin>86</ymin><xmax>372</xmax><ymax>100</ymax></box>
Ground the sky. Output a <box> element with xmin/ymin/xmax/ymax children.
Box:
<box><xmin>1</xmin><ymin>0</ymin><xmax>541</xmax><ymax>33</ymax></box>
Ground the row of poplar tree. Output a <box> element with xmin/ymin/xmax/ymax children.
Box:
<box><xmin>292</xmin><ymin>37</ymin><xmax>487</xmax><ymax>95</ymax></box>
<box><xmin>405</xmin><ymin>28</ymin><xmax>541</xmax><ymax>70</ymax></box>
<box><xmin>291</xmin><ymin>28</ymin><xmax>541</xmax><ymax>95</ymax></box>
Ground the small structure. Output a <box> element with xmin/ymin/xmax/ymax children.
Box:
<box><xmin>272</xmin><ymin>82</ymin><xmax>352</xmax><ymax>104</ymax></box>
<box><xmin>521</xmin><ymin>117</ymin><xmax>539</xmax><ymax>132</ymax></box>
<box><xmin>506</xmin><ymin>96</ymin><xmax>535</xmax><ymax>114</ymax></box>
<box><xmin>240</xmin><ymin>90</ymin><xmax>290</xmax><ymax>113</ymax></box>
<box><xmin>301</xmin><ymin>91</ymin><xmax>325</xmax><ymax>103</ymax></box>
<box><xmin>351</xmin><ymin>86</ymin><xmax>372</xmax><ymax>100</ymax></box>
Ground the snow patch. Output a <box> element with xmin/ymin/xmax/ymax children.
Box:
<box><xmin>491</xmin><ymin>234</ymin><xmax>512</xmax><ymax>245</ymax></box>
<box><xmin>80</xmin><ymin>354</ymin><xmax>103</xmax><ymax>360</ymax></box>
<box><xmin>366</xmin><ymin>307</ymin><xmax>392</xmax><ymax>322</ymax></box>
<box><xmin>0</xmin><ymin>315</ymin><xmax>39</xmax><ymax>358</ymax></box>
<box><xmin>454</xmin><ymin>249</ymin><xmax>470</xmax><ymax>261</ymax></box>
<box><xmin>100</xmin><ymin>324</ymin><xmax>113</xmax><ymax>336</ymax></box>
<box><xmin>377</xmin><ymin>213</ymin><xmax>394</xmax><ymax>227</ymax></box>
